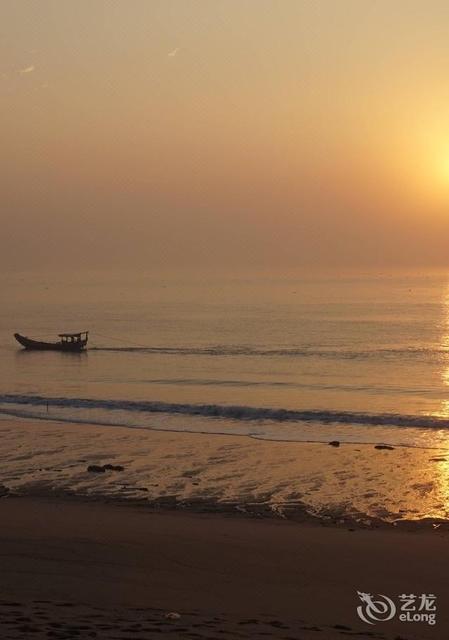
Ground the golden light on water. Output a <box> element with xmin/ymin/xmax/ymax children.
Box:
<box><xmin>429</xmin><ymin>285</ymin><xmax>449</xmax><ymax>520</ymax></box>
<box><xmin>442</xmin><ymin>293</ymin><xmax>449</xmax><ymax>353</ymax></box>
<box><xmin>437</xmin><ymin>283</ymin><xmax>449</xmax><ymax>419</ymax></box>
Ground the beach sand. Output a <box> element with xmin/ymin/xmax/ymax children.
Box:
<box><xmin>1</xmin><ymin>417</ymin><xmax>449</xmax><ymax>638</ymax></box>
<box><xmin>2</xmin><ymin>416</ymin><xmax>449</xmax><ymax>524</ymax></box>
<box><xmin>1</xmin><ymin>497</ymin><xmax>448</xmax><ymax>640</ymax></box>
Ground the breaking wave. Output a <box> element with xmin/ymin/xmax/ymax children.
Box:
<box><xmin>0</xmin><ymin>393</ymin><xmax>448</xmax><ymax>430</ymax></box>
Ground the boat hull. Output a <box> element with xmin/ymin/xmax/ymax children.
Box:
<box><xmin>14</xmin><ymin>333</ymin><xmax>87</xmax><ymax>352</ymax></box>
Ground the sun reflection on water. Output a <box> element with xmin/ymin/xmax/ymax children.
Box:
<box><xmin>424</xmin><ymin>288</ymin><xmax>449</xmax><ymax>519</ymax></box>
<box><xmin>437</xmin><ymin>284</ymin><xmax>449</xmax><ymax>416</ymax></box>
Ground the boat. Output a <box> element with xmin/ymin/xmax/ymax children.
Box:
<box><xmin>14</xmin><ymin>331</ymin><xmax>89</xmax><ymax>352</ymax></box>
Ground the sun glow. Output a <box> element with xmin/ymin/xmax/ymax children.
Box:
<box><xmin>434</xmin><ymin>152</ymin><xmax>449</xmax><ymax>189</ymax></box>
<box><xmin>410</xmin><ymin>130</ymin><xmax>449</xmax><ymax>202</ymax></box>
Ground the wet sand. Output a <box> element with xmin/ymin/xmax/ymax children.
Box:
<box><xmin>1</xmin><ymin>416</ymin><xmax>449</xmax><ymax>638</ymax></box>
<box><xmin>0</xmin><ymin>497</ymin><xmax>448</xmax><ymax>639</ymax></box>
<box><xmin>1</xmin><ymin>416</ymin><xmax>449</xmax><ymax>525</ymax></box>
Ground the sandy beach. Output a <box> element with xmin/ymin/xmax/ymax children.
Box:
<box><xmin>0</xmin><ymin>497</ymin><xmax>447</xmax><ymax>639</ymax></box>
<box><xmin>0</xmin><ymin>417</ymin><xmax>448</xmax><ymax>638</ymax></box>
<box><xmin>2</xmin><ymin>416</ymin><xmax>449</xmax><ymax>525</ymax></box>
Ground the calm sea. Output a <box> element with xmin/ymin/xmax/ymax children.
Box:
<box><xmin>2</xmin><ymin>270</ymin><xmax>449</xmax><ymax>449</ymax></box>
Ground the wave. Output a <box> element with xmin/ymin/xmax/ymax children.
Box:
<box><xmin>0</xmin><ymin>393</ymin><xmax>448</xmax><ymax>430</ymax></box>
<box><xmin>90</xmin><ymin>345</ymin><xmax>449</xmax><ymax>361</ymax></box>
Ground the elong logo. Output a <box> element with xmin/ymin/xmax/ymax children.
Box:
<box><xmin>356</xmin><ymin>591</ymin><xmax>436</xmax><ymax>626</ymax></box>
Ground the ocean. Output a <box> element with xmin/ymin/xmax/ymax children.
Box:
<box><xmin>2</xmin><ymin>269</ymin><xmax>449</xmax><ymax>450</ymax></box>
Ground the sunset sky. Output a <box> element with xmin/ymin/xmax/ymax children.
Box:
<box><xmin>3</xmin><ymin>0</ymin><xmax>449</xmax><ymax>271</ymax></box>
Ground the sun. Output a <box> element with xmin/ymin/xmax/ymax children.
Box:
<box><xmin>405</xmin><ymin>139</ymin><xmax>449</xmax><ymax>207</ymax></box>
<box><xmin>436</xmin><ymin>153</ymin><xmax>449</xmax><ymax>187</ymax></box>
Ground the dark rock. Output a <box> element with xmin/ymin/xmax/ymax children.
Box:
<box><xmin>329</xmin><ymin>440</ymin><xmax>340</xmax><ymax>447</ymax></box>
<box><xmin>87</xmin><ymin>463</ymin><xmax>125</xmax><ymax>473</ymax></box>
<box><xmin>374</xmin><ymin>444</ymin><xmax>394</xmax><ymax>450</ymax></box>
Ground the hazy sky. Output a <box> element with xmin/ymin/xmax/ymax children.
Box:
<box><xmin>3</xmin><ymin>0</ymin><xmax>449</xmax><ymax>272</ymax></box>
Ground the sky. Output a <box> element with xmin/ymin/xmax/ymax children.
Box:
<box><xmin>3</xmin><ymin>0</ymin><xmax>449</xmax><ymax>272</ymax></box>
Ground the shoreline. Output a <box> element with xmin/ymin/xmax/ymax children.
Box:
<box><xmin>3</xmin><ymin>399</ymin><xmax>449</xmax><ymax>451</ymax></box>
<box><xmin>5</xmin><ymin>405</ymin><xmax>449</xmax><ymax>451</ymax></box>
<box><xmin>2</xmin><ymin>416</ymin><xmax>449</xmax><ymax>528</ymax></box>
<box><xmin>1</xmin><ymin>495</ymin><xmax>448</xmax><ymax>639</ymax></box>
<box><xmin>4</xmin><ymin>483</ymin><xmax>449</xmax><ymax>534</ymax></box>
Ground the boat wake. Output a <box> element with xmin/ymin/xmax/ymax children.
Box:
<box><xmin>90</xmin><ymin>345</ymin><xmax>449</xmax><ymax>361</ymax></box>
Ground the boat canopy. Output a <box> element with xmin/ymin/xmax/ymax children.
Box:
<box><xmin>58</xmin><ymin>331</ymin><xmax>89</xmax><ymax>343</ymax></box>
<box><xmin>58</xmin><ymin>331</ymin><xmax>88</xmax><ymax>338</ymax></box>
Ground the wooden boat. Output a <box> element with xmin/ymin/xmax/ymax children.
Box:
<box><xmin>14</xmin><ymin>331</ymin><xmax>89</xmax><ymax>352</ymax></box>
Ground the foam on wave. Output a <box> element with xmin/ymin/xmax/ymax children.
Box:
<box><xmin>0</xmin><ymin>393</ymin><xmax>447</xmax><ymax>430</ymax></box>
